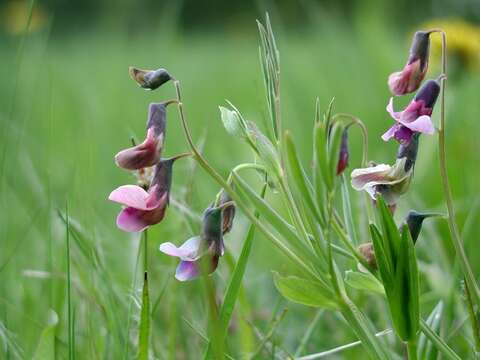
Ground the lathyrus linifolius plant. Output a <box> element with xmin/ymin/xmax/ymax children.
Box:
<box><xmin>108</xmin><ymin>14</ymin><xmax>478</xmax><ymax>360</ymax></box>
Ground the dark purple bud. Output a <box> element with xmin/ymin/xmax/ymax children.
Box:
<box><xmin>414</xmin><ymin>79</ymin><xmax>441</xmax><ymax>109</ymax></box>
<box><xmin>397</xmin><ymin>132</ymin><xmax>419</xmax><ymax>172</ymax></box>
<box><xmin>401</xmin><ymin>210</ymin><xmax>439</xmax><ymax>243</ymax></box>
<box><xmin>336</xmin><ymin>128</ymin><xmax>349</xmax><ymax>176</ymax></box>
<box><xmin>129</xmin><ymin>67</ymin><xmax>172</xmax><ymax>90</ymax></box>
<box><xmin>147</xmin><ymin>102</ymin><xmax>170</xmax><ymax>138</ymax></box>
<box><xmin>217</xmin><ymin>190</ymin><xmax>236</xmax><ymax>235</ymax></box>
<box><xmin>358</xmin><ymin>242</ymin><xmax>376</xmax><ymax>269</ymax></box>
<box><xmin>408</xmin><ymin>31</ymin><xmax>431</xmax><ymax>70</ymax></box>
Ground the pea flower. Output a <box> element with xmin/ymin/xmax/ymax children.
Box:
<box><xmin>351</xmin><ymin>134</ymin><xmax>419</xmax><ymax>205</ymax></box>
<box><xmin>382</xmin><ymin>79</ymin><xmax>440</xmax><ymax>144</ymax></box>
<box><xmin>159</xmin><ymin>206</ymin><xmax>225</xmax><ymax>281</ymax></box>
<box><xmin>115</xmin><ymin>102</ymin><xmax>171</xmax><ymax>170</ymax></box>
<box><xmin>336</xmin><ymin>128</ymin><xmax>350</xmax><ymax>175</ymax></box>
<box><xmin>109</xmin><ymin>157</ymin><xmax>177</xmax><ymax>232</ymax></box>
<box><xmin>388</xmin><ymin>31</ymin><xmax>431</xmax><ymax>95</ymax></box>
<box><xmin>129</xmin><ymin>67</ymin><xmax>172</xmax><ymax>90</ymax></box>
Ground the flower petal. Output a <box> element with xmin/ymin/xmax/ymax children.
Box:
<box><xmin>175</xmin><ymin>261</ymin><xmax>200</xmax><ymax>281</ymax></box>
<box><xmin>386</xmin><ymin>97</ymin><xmax>401</xmax><ymax>120</ymax></box>
<box><xmin>159</xmin><ymin>236</ymin><xmax>203</xmax><ymax>261</ymax></box>
<box><xmin>351</xmin><ymin>164</ymin><xmax>392</xmax><ymax>190</ymax></box>
<box><xmin>108</xmin><ymin>184</ymin><xmax>161</xmax><ymax>210</ymax></box>
<box><xmin>401</xmin><ymin>115</ymin><xmax>435</xmax><ymax>134</ymax></box>
<box><xmin>116</xmin><ymin>207</ymin><xmax>150</xmax><ymax>232</ymax></box>
<box><xmin>114</xmin><ymin>128</ymin><xmax>162</xmax><ymax>170</ymax></box>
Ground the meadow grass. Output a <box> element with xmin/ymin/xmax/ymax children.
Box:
<box><xmin>1</xmin><ymin>13</ymin><xmax>480</xmax><ymax>359</ymax></box>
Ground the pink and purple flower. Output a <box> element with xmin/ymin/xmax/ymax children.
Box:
<box><xmin>382</xmin><ymin>79</ymin><xmax>440</xmax><ymax>144</ymax></box>
<box><xmin>159</xmin><ymin>206</ymin><xmax>225</xmax><ymax>281</ymax></box>
<box><xmin>388</xmin><ymin>31</ymin><xmax>431</xmax><ymax>96</ymax></box>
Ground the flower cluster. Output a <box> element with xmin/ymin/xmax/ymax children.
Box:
<box><xmin>109</xmin><ymin>67</ymin><xmax>236</xmax><ymax>281</ymax></box>
<box><xmin>351</xmin><ymin>30</ymin><xmax>441</xmax><ymax>207</ymax></box>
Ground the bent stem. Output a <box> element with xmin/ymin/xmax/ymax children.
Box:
<box><xmin>435</xmin><ymin>30</ymin><xmax>480</xmax><ymax>308</ymax></box>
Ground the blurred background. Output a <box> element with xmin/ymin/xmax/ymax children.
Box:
<box><xmin>1</xmin><ymin>0</ymin><xmax>480</xmax><ymax>358</ymax></box>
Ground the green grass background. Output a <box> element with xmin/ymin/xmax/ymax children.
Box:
<box><xmin>1</xmin><ymin>3</ymin><xmax>480</xmax><ymax>359</ymax></box>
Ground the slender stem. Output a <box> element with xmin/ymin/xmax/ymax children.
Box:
<box><xmin>406</xmin><ymin>340</ymin><xmax>417</xmax><ymax>360</ymax></box>
<box><xmin>143</xmin><ymin>229</ymin><xmax>148</xmax><ymax>273</ymax></box>
<box><xmin>435</xmin><ymin>30</ymin><xmax>480</xmax><ymax>306</ymax></box>
<box><xmin>464</xmin><ymin>280</ymin><xmax>480</xmax><ymax>352</ymax></box>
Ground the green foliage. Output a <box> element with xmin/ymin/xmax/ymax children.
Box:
<box><xmin>32</xmin><ymin>310</ymin><xmax>58</xmax><ymax>360</ymax></box>
<box><xmin>137</xmin><ymin>272</ymin><xmax>150</xmax><ymax>360</ymax></box>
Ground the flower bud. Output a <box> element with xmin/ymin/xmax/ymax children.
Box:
<box><xmin>129</xmin><ymin>66</ymin><xmax>172</xmax><ymax>90</ymax></box>
<box><xmin>388</xmin><ymin>31</ymin><xmax>431</xmax><ymax>95</ymax></box>
<box><xmin>396</xmin><ymin>132</ymin><xmax>419</xmax><ymax>172</ymax></box>
<box><xmin>336</xmin><ymin>128</ymin><xmax>350</xmax><ymax>175</ymax></box>
<box><xmin>217</xmin><ymin>189</ymin><xmax>236</xmax><ymax>234</ymax></box>
<box><xmin>401</xmin><ymin>210</ymin><xmax>439</xmax><ymax>243</ymax></box>
<box><xmin>358</xmin><ymin>242</ymin><xmax>377</xmax><ymax>269</ymax></box>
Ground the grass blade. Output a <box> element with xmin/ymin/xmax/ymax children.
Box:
<box><xmin>137</xmin><ymin>272</ymin><xmax>150</xmax><ymax>360</ymax></box>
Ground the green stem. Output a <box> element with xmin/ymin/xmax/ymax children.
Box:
<box><xmin>143</xmin><ymin>229</ymin><xmax>148</xmax><ymax>273</ymax></box>
<box><xmin>406</xmin><ymin>340</ymin><xmax>417</xmax><ymax>360</ymax></box>
<box><xmin>435</xmin><ymin>30</ymin><xmax>480</xmax><ymax>307</ymax></box>
<box><xmin>464</xmin><ymin>279</ymin><xmax>480</xmax><ymax>352</ymax></box>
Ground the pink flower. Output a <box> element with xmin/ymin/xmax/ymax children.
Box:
<box><xmin>382</xmin><ymin>79</ymin><xmax>439</xmax><ymax>144</ymax></box>
<box><xmin>108</xmin><ymin>158</ymin><xmax>177</xmax><ymax>232</ymax></box>
<box><xmin>388</xmin><ymin>31</ymin><xmax>430</xmax><ymax>95</ymax></box>
<box><xmin>159</xmin><ymin>207</ymin><xmax>225</xmax><ymax>281</ymax></box>
<box><xmin>114</xmin><ymin>102</ymin><xmax>170</xmax><ymax>170</ymax></box>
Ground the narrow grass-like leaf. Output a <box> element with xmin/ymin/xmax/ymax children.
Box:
<box><xmin>219</xmin><ymin>106</ymin><xmax>244</xmax><ymax>137</ymax></box>
<box><xmin>273</xmin><ymin>272</ymin><xmax>339</xmax><ymax>310</ymax></box>
<box><xmin>137</xmin><ymin>272</ymin><xmax>150</xmax><ymax>360</ymax></box>
<box><xmin>344</xmin><ymin>270</ymin><xmax>385</xmax><ymax>295</ymax></box>
<box><xmin>418</xmin><ymin>301</ymin><xmax>443</xmax><ymax>360</ymax></box>
<box><xmin>65</xmin><ymin>202</ymin><xmax>74</xmax><ymax>360</ymax></box>
<box><xmin>369</xmin><ymin>224</ymin><xmax>393</xmax><ymax>285</ymax></box>
<box><xmin>284</xmin><ymin>131</ymin><xmax>324</xmax><ymax>226</ymax></box>
<box><xmin>314</xmin><ymin>122</ymin><xmax>332</xmax><ymax>190</ymax></box>
<box><xmin>32</xmin><ymin>310</ymin><xmax>58</xmax><ymax>360</ymax></box>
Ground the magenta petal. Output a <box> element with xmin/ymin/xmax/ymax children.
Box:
<box><xmin>109</xmin><ymin>185</ymin><xmax>153</xmax><ymax>210</ymax></box>
<box><xmin>159</xmin><ymin>236</ymin><xmax>202</xmax><ymax>261</ymax></box>
<box><xmin>381</xmin><ymin>125</ymin><xmax>397</xmax><ymax>142</ymax></box>
<box><xmin>402</xmin><ymin>115</ymin><xmax>435</xmax><ymax>134</ymax></box>
<box><xmin>116</xmin><ymin>207</ymin><xmax>150</xmax><ymax>232</ymax></box>
<box><xmin>114</xmin><ymin>128</ymin><xmax>162</xmax><ymax>170</ymax></box>
<box><xmin>386</xmin><ymin>98</ymin><xmax>401</xmax><ymax>120</ymax></box>
<box><xmin>175</xmin><ymin>261</ymin><xmax>200</xmax><ymax>281</ymax></box>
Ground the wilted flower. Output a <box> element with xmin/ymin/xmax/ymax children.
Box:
<box><xmin>109</xmin><ymin>158</ymin><xmax>177</xmax><ymax>232</ymax></box>
<box><xmin>388</xmin><ymin>31</ymin><xmax>431</xmax><ymax>95</ymax></box>
<box><xmin>159</xmin><ymin>206</ymin><xmax>225</xmax><ymax>281</ymax></box>
<box><xmin>351</xmin><ymin>134</ymin><xmax>419</xmax><ymax>205</ymax></box>
<box><xmin>115</xmin><ymin>102</ymin><xmax>170</xmax><ymax>170</ymax></box>
<box><xmin>382</xmin><ymin>79</ymin><xmax>440</xmax><ymax>144</ymax></box>
<box><xmin>129</xmin><ymin>67</ymin><xmax>172</xmax><ymax>90</ymax></box>
<box><xmin>358</xmin><ymin>242</ymin><xmax>377</xmax><ymax>269</ymax></box>
<box><xmin>336</xmin><ymin>128</ymin><xmax>349</xmax><ymax>175</ymax></box>
<box><xmin>217</xmin><ymin>189</ymin><xmax>236</xmax><ymax>234</ymax></box>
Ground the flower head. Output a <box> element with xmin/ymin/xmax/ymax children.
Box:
<box><xmin>159</xmin><ymin>206</ymin><xmax>225</xmax><ymax>281</ymax></box>
<box><xmin>382</xmin><ymin>79</ymin><xmax>440</xmax><ymax>144</ymax></box>
<box><xmin>108</xmin><ymin>158</ymin><xmax>177</xmax><ymax>232</ymax></box>
<box><xmin>115</xmin><ymin>102</ymin><xmax>170</xmax><ymax>170</ymax></box>
<box><xmin>129</xmin><ymin>67</ymin><xmax>172</xmax><ymax>90</ymax></box>
<box><xmin>351</xmin><ymin>134</ymin><xmax>419</xmax><ymax>205</ymax></box>
<box><xmin>388</xmin><ymin>31</ymin><xmax>431</xmax><ymax>95</ymax></box>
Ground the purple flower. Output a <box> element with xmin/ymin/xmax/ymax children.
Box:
<box><xmin>115</xmin><ymin>102</ymin><xmax>169</xmax><ymax>170</ymax></box>
<box><xmin>159</xmin><ymin>206</ymin><xmax>225</xmax><ymax>281</ymax></box>
<box><xmin>382</xmin><ymin>79</ymin><xmax>440</xmax><ymax>144</ymax></box>
<box><xmin>388</xmin><ymin>31</ymin><xmax>430</xmax><ymax>95</ymax></box>
<box><xmin>129</xmin><ymin>67</ymin><xmax>172</xmax><ymax>90</ymax></box>
<box><xmin>109</xmin><ymin>158</ymin><xmax>176</xmax><ymax>232</ymax></box>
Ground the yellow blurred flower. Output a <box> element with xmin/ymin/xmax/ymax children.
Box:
<box><xmin>2</xmin><ymin>1</ymin><xmax>47</xmax><ymax>35</ymax></box>
<box><xmin>420</xmin><ymin>18</ymin><xmax>480</xmax><ymax>71</ymax></box>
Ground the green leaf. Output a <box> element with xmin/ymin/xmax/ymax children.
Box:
<box><xmin>247</xmin><ymin>122</ymin><xmax>282</xmax><ymax>177</ymax></box>
<box><xmin>137</xmin><ymin>272</ymin><xmax>150</xmax><ymax>360</ymax></box>
<box><xmin>369</xmin><ymin>223</ymin><xmax>393</xmax><ymax>286</ymax></box>
<box><xmin>273</xmin><ymin>272</ymin><xmax>339</xmax><ymax>310</ymax></box>
<box><xmin>32</xmin><ymin>310</ymin><xmax>58</xmax><ymax>360</ymax></box>
<box><xmin>219</xmin><ymin>106</ymin><xmax>243</xmax><ymax>137</ymax></box>
<box><xmin>345</xmin><ymin>270</ymin><xmax>385</xmax><ymax>295</ymax></box>
<box><xmin>284</xmin><ymin>131</ymin><xmax>324</xmax><ymax>226</ymax></box>
<box><xmin>314</xmin><ymin>122</ymin><xmax>332</xmax><ymax>191</ymax></box>
<box><xmin>377</xmin><ymin>196</ymin><xmax>401</xmax><ymax>269</ymax></box>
